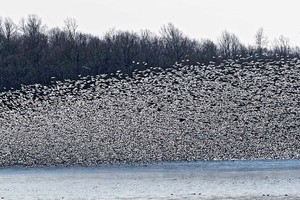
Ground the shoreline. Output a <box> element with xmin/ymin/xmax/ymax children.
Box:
<box><xmin>1</xmin><ymin>159</ymin><xmax>300</xmax><ymax>199</ymax></box>
<box><xmin>0</xmin><ymin>158</ymin><xmax>299</xmax><ymax>170</ymax></box>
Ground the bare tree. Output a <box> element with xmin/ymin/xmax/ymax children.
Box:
<box><xmin>199</xmin><ymin>39</ymin><xmax>217</xmax><ymax>63</ymax></box>
<box><xmin>273</xmin><ymin>35</ymin><xmax>290</xmax><ymax>57</ymax></box>
<box><xmin>218</xmin><ymin>30</ymin><xmax>241</xmax><ymax>58</ymax></box>
<box><xmin>139</xmin><ymin>29</ymin><xmax>163</xmax><ymax>67</ymax></box>
<box><xmin>0</xmin><ymin>18</ymin><xmax>18</xmax><ymax>43</ymax></box>
<box><xmin>160</xmin><ymin>23</ymin><xmax>189</xmax><ymax>64</ymax></box>
<box><xmin>63</xmin><ymin>18</ymin><xmax>83</xmax><ymax>78</ymax></box>
<box><xmin>255</xmin><ymin>27</ymin><xmax>268</xmax><ymax>56</ymax></box>
<box><xmin>0</xmin><ymin>18</ymin><xmax>18</xmax><ymax>62</ymax></box>
<box><xmin>19</xmin><ymin>15</ymin><xmax>48</xmax><ymax>83</ymax></box>
<box><xmin>64</xmin><ymin>18</ymin><xmax>78</xmax><ymax>41</ymax></box>
<box><xmin>113</xmin><ymin>31</ymin><xmax>140</xmax><ymax>73</ymax></box>
<box><xmin>20</xmin><ymin>14</ymin><xmax>46</xmax><ymax>37</ymax></box>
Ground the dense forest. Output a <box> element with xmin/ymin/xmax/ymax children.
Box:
<box><xmin>0</xmin><ymin>15</ymin><xmax>299</xmax><ymax>91</ymax></box>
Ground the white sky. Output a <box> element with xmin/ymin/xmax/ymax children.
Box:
<box><xmin>1</xmin><ymin>0</ymin><xmax>300</xmax><ymax>46</ymax></box>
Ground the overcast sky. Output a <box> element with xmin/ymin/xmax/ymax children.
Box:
<box><xmin>1</xmin><ymin>0</ymin><xmax>300</xmax><ymax>46</ymax></box>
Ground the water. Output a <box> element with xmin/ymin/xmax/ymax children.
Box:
<box><xmin>0</xmin><ymin>159</ymin><xmax>300</xmax><ymax>199</ymax></box>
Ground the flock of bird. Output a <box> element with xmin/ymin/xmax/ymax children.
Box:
<box><xmin>0</xmin><ymin>56</ymin><xmax>299</xmax><ymax>167</ymax></box>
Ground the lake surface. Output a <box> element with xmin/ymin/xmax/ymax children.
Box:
<box><xmin>1</xmin><ymin>159</ymin><xmax>300</xmax><ymax>199</ymax></box>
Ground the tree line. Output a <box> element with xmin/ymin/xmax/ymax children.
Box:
<box><xmin>0</xmin><ymin>15</ymin><xmax>299</xmax><ymax>91</ymax></box>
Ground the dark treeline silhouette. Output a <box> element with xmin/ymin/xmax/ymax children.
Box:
<box><xmin>1</xmin><ymin>15</ymin><xmax>300</xmax><ymax>91</ymax></box>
